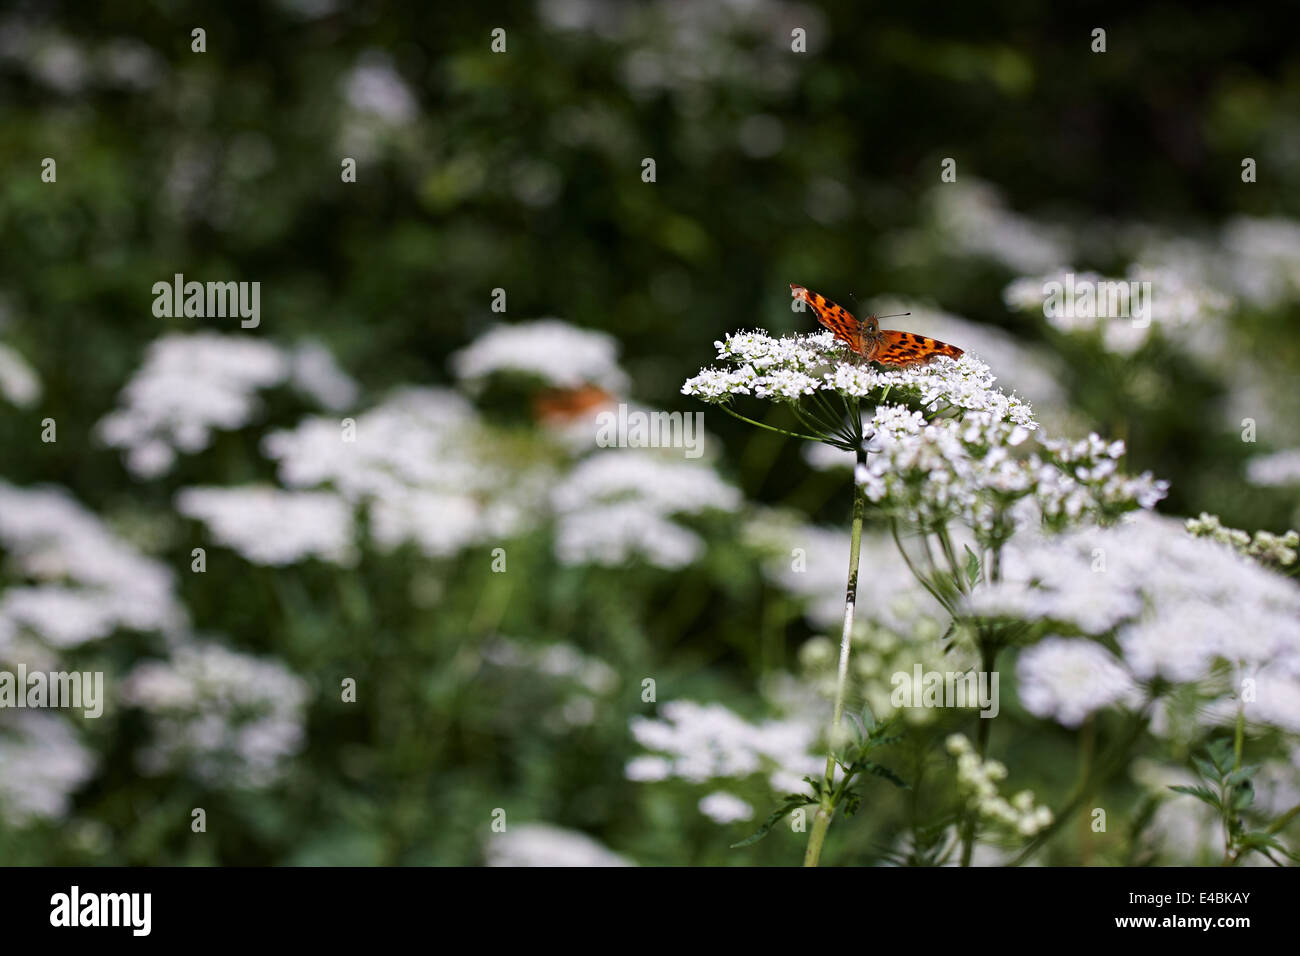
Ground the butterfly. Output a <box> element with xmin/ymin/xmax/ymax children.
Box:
<box><xmin>790</xmin><ymin>284</ymin><xmax>964</xmax><ymax>367</ymax></box>
<box><xmin>531</xmin><ymin>383</ymin><xmax>614</xmax><ymax>424</ymax></box>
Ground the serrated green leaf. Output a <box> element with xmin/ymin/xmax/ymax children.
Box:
<box><xmin>1208</xmin><ymin>738</ymin><xmax>1235</xmax><ymax>774</ymax></box>
<box><xmin>730</xmin><ymin>793</ymin><xmax>814</xmax><ymax>849</ymax></box>
<box><xmin>1191</xmin><ymin>755</ymin><xmax>1218</xmax><ymax>782</ymax></box>
<box><xmin>1169</xmin><ymin>784</ymin><xmax>1221</xmax><ymax>809</ymax></box>
<box><xmin>860</xmin><ymin>705</ymin><xmax>877</xmax><ymax>731</ymax></box>
<box><xmin>853</xmin><ymin>760</ymin><xmax>909</xmax><ymax>789</ymax></box>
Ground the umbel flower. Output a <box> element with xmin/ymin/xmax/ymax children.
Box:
<box><xmin>681</xmin><ymin>301</ymin><xmax>1168</xmax><ymax>868</ymax></box>
<box><xmin>683</xmin><ymin>328</ymin><xmax>1034</xmax><ymax>451</ymax></box>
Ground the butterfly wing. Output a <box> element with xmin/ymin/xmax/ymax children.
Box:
<box><xmin>869</xmin><ymin>329</ymin><xmax>964</xmax><ymax>367</ymax></box>
<box><xmin>532</xmin><ymin>384</ymin><xmax>613</xmax><ymax>423</ymax></box>
<box><xmin>791</xmin><ymin>284</ymin><xmax>866</xmax><ymax>355</ymax></box>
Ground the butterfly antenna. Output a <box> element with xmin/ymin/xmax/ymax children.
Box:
<box><xmin>875</xmin><ymin>312</ymin><xmax>911</xmax><ymax>319</ymax></box>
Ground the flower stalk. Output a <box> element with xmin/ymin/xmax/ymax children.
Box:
<box><xmin>804</xmin><ymin>444</ymin><xmax>868</xmax><ymax>867</ymax></box>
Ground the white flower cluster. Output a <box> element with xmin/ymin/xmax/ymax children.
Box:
<box><xmin>121</xmin><ymin>641</ymin><xmax>309</xmax><ymax>788</ymax></box>
<box><xmin>971</xmin><ymin>513</ymin><xmax>1300</xmax><ymax>732</ymax></box>
<box><xmin>484</xmin><ymin>822</ymin><xmax>634</xmax><ymax>867</ymax></box>
<box><xmin>1015</xmin><ymin>637</ymin><xmax>1141</xmax><ymax>727</ymax></box>
<box><xmin>926</xmin><ymin>180</ymin><xmax>1072</xmax><ymax>273</ymax></box>
<box><xmin>0</xmin><ymin>711</ymin><xmax>95</xmax><ymax>823</ymax></box>
<box><xmin>97</xmin><ymin>333</ymin><xmax>286</xmax><ymax>477</ymax></box>
<box><xmin>698</xmin><ymin>791</ymin><xmax>754</xmax><ymax>824</ymax></box>
<box><xmin>97</xmin><ymin>334</ymin><xmax>360</xmax><ymax>478</ymax></box>
<box><xmin>683</xmin><ymin>328</ymin><xmax>1037</xmax><ymax>427</ymax></box>
<box><xmin>452</xmin><ymin>318</ymin><xmax>630</xmax><ymax>393</ymax></box>
<box><xmin>0</xmin><ymin>24</ymin><xmax>165</xmax><ymax>93</ymax></box>
<box><xmin>1246</xmin><ymin>448</ymin><xmax>1300</xmax><ymax>487</ymax></box>
<box><xmin>0</xmin><ymin>481</ymin><xmax>185</xmax><ymax>647</ymax></box>
<box><xmin>1003</xmin><ymin>265</ymin><xmax>1232</xmax><ymax>356</ymax></box>
<box><xmin>484</xmin><ymin>636</ymin><xmax>618</xmax><ymax>695</ymax></box>
<box><xmin>0</xmin><ymin>342</ymin><xmax>41</xmax><ymax>407</ymax></box>
<box><xmin>263</xmin><ymin>387</ymin><xmax>547</xmax><ymax>560</ymax></box>
<box><xmin>483</xmin><ymin>636</ymin><xmax>618</xmax><ymax>729</ymax></box>
<box><xmin>628</xmin><ymin>699</ymin><xmax>822</xmax><ymax>795</ymax></box>
<box><xmin>175</xmin><ymin>486</ymin><xmax>357</xmax><ymax>567</ymax></box>
<box><xmin>551</xmin><ymin>448</ymin><xmax>740</xmax><ymax>569</ymax></box>
<box><xmin>858</xmin><ymin>414</ymin><xmax>1163</xmax><ymax>544</ymax></box>
<box><xmin>1220</xmin><ymin>217</ymin><xmax>1300</xmax><ymax>309</ymax></box>
<box><xmin>867</xmin><ymin>299</ymin><xmax>1069</xmax><ymax>418</ymax></box>
<box><xmin>946</xmin><ymin>734</ymin><xmax>1053</xmax><ymax>837</ymax></box>
<box><xmin>1034</xmin><ymin>433</ymin><xmax>1169</xmax><ymax>525</ymax></box>
<box><xmin>1185</xmin><ymin>512</ymin><xmax>1298</xmax><ymax>566</ymax></box>
<box><xmin>539</xmin><ymin>0</ymin><xmax>810</xmax><ymax>99</ymax></box>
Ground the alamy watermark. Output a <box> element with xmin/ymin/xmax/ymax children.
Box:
<box><xmin>152</xmin><ymin>273</ymin><xmax>260</xmax><ymax>328</ymax></box>
<box><xmin>0</xmin><ymin>665</ymin><xmax>104</xmax><ymax>718</ymax></box>
<box><xmin>1042</xmin><ymin>272</ymin><xmax>1151</xmax><ymax>327</ymax></box>
<box><xmin>596</xmin><ymin>404</ymin><xmax>705</xmax><ymax>459</ymax></box>
<box><xmin>890</xmin><ymin>664</ymin><xmax>1000</xmax><ymax>718</ymax></box>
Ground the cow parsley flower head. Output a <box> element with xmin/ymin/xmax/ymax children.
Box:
<box><xmin>0</xmin><ymin>712</ymin><xmax>95</xmax><ymax>824</ymax></box>
<box><xmin>968</xmin><ymin>513</ymin><xmax>1300</xmax><ymax>733</ymax></box>
<box><xmin>1246</xmin><ymin>449</ymin><xmax>1300</xmax><ymax>488</ymax></box>
<box><xmin>629</xmin><ymin>698</ymin><xmax>823</xmax><ymax>793</ymax></box>
<box><xmin>858</xmin><ymin>415</ymin><xmax>1164</xmax><ymax>547</ymax></box>
<box><xmin>175</xmin><ymin>486</ymin><xmax>356</xmax><ymax>566</ymax></box>
<box><xmin>1016</xmin><ymin>638</ymin><xmax>1141</xmax><ymax>727</ymax></box>
<box><xmin>121</xmin><ymin>641</ymin><xmax>309</xmax><ymax>788</ymax></box>
<box><xmin>684</xmin><ymin>329</ymin><xmax>1035</xmax><ymax>432</ymax></box>
<box><xmin>453</xmin><ymin>318</ymin><xmax>630</xmax><ymax>393</ymax></box>
<box><xmin>484</xmin><ymin>823</ymin><xmax>634</xmax><ymax>867</ymax></box>
<box><xmin>0</xmin><ymin>482</ymin><xmax>186</xmax><ymax>647</ymax></box>
<box><xmin>263</xmin><ymin>387</ymin><xmax>548</xmax><ymax>560</ymax></box>
<box><xmin>550</xmin><ymin>448</ymin><xmax>740</xmax><ymax>569</ymax></box>
<box><xmin>96</xmin><ymin>334</ymin><xmax>358</xmax><ymax>478</ymax></box>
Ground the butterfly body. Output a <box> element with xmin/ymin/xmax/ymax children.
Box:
<box><xmin>790</xmin><ymin>284</ymin><xmax>963</xmax><ymax>367</ymax></box>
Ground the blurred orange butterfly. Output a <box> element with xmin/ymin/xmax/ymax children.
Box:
<box><xmin>531</xmin><ymin>384</ymin><xmax>614</xmax><ymax>424</ymax></box>
<box><xmin>791</xmin><ymin>284</ymin><xmax>964</xmax><ymax>367</ymax></box>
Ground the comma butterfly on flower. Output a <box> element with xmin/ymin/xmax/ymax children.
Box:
<box><xmin>790</xmin><ymin>284</ymin><xmax>964</xmax><ymax>367</ymax></box>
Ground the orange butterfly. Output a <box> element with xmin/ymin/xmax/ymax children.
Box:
<box><xmin>791</xmin><ymin>284</ymin><xmax>964</xmax><ymax>367</ymax></box>
<box><xmin>531</xmin><ymin>384</ymin><xmax>614</xmax><ymax>424</ymax></box>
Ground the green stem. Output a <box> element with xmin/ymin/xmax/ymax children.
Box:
<box><xmin>803</xmin><ymin>807</ymin><xmax>833</xmax><ymax>866</ymax></box>
<box><xmin>804</xmin><ymin>447</ymin><xmax>867</xmax><ymax>867</ymax></box>
<box><xmin>1009</xmin><ymin>705</ymin><xmax>1151</xmax><ymax>866</ymax></box>
<box><xmin>717</xmin><ymin>403</ymin><xmax>823</xmax><ymax>443</ymax></box>
<box><xmin>959</xmin><ymin>638</ymin><xmax>998</xmax><ymax>866</ymax></box>
<box><xmin>1077</xmin><ymin>715</ymin><xmax>1097</xmax><ymax>865</ymax></box>
<box><xmin>1266</xmin><ymin>800</ymin><xmax>1300</xmax><ymax>835</ymax></box>
<box><xmin>1223</xmin><ymin>702</ymin><xmax>1247</xmax><ymax>864</ymax></box>
<box><xmin>889</xmin><ymin>520</ymin><xmax>956</xmax><ymax>616</ymax></box>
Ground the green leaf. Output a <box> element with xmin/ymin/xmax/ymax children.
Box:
<box><xmin>859</xmin><ymin>705</ymin><xmax>877</xmax><ymax>732</ymax></box>
<box><xmin>963</xmin><ymin>545</ymin><xmax>982</xmax><ymax>586</ymax></box>
<box><xmin>730</xmin><ymin>793</ymin><xmax>814</xmax><ymax>849</ymax></box>
<box><xmin>1169</xmin><ymin>784</ymin><xmax>1221</xmax><ymax>809</ymax></box>
<box><xmin>845</xmin><ymin>710</ymin><xmax>867</xmax><ymax>744</ymax></box>
<box><xmin>1236</xmin><ymin>830</ymin><xmax>1282</xmax><ymax>851</ymax></box>
<box><xmin>1226</xmin><ymin>766</ymin><xmax>1259</xmax><ymax>787</ymax></box>
<box><xmin>1191</xmin><ymin>755</ymin><xmax>1219</xmax><ymax>782</ymax></box>
<box><xmin>1207</xmin><ymin>738</ymin><xmax>1236</xmax><ymax>774</ymax></box>
<box><xmin>853</xmin><ymin>760</ymin><xmax>909</xmax><ymax>789</ymax></box>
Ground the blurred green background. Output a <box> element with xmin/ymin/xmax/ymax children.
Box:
<box><xmin>1</xmin><ymin>0</ymin><xmax>1298</xmax><ymax>865</ymax></box>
